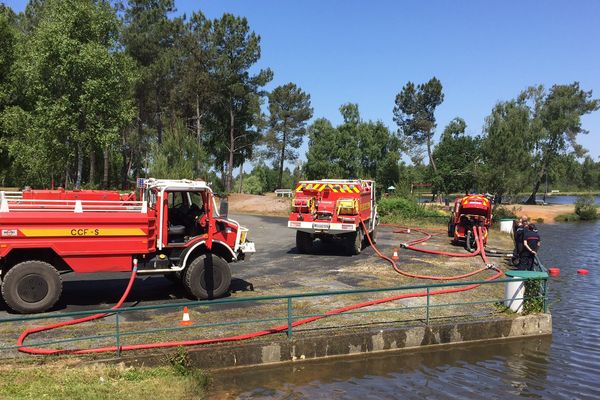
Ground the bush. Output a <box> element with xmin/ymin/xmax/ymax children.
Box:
<box><xmin>378</xmin><ymin>196</ymin><xmax>442</xmax><ymax>219</ymax></box>
<box><xmin>575</xmin><ymin>195</ymin><xmax>598</xmax><ymax>220</ymax></box>
<box><xmin>491</xmin><ymin>205</ymin><xmax>518</xmax><ymax>223</ymax></box>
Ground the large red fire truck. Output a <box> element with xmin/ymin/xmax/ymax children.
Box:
<box><xmin>0</xmin><ymin>179</ymin><xmax>255</xmax><ymax>313</ymax></box>
<box><xmin>288</xmin><ymin>179</ymin><xmax>378</xmax><ymax>255</ymax></box>
<box><xmin>448</xmin><ymin>194</ymin><xmax>493</xmax><ymax>246</ymax></box>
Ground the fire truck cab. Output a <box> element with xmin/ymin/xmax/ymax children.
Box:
<box><xmin>0</xmin><ymin>178</ymin><xmax>255</xmax><ymax>313</ymax></box>
<box><xmin>288</xmin><ymin>179</ymin><xmax>378</xmax><ymax>255</ymax></box>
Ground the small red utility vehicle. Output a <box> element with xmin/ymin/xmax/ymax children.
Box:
<box><xmin>448</xmin><ymin>194</ymin><xmax>493</xmax><ymax>247</ymax></box>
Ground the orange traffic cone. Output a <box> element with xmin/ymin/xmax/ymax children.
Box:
<box><xmin>392</xmin><ymin>248</ymin><xmax>399</xmax><ymax>261</ymax></box>
<box><xmin>180</xmin><ymin>306</ymin><xmax>192</xmax><ymax>326</ymax></box>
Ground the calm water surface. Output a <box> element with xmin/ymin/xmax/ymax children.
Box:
<box><xmin>210</xmin><ymin>222</ymin><xmax>600</xmax><ymax>399</ymax></box>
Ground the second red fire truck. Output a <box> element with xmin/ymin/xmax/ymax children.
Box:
<box><xmin>287</xmin><ymin>179</ymin><xmax>378</xmax><ymax>255</ymax></box>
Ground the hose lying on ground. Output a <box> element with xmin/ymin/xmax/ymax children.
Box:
<box><xmin>18</xmin><ymin>224</ymin><xmax>501</xmax><ymax>355</ymax></box>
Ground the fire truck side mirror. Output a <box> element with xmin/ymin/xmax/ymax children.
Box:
<box><xmin>219</xmin><ymin>197</ymin><xmax>229</xmax><ymax>217</ymax></box>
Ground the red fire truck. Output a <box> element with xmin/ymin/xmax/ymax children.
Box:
<box><xmin>0</xmin><ymin>179</ymin><xmax>255</xmax><ymax>313</ymax></box>
<box><xmin>288</xmin><ymin>179</ymin><xmax>378</xmax><ymax>255</ymax></box>
<box><xmin>448</xmin><ymin>194</ymin><xmax>493</xmax><ymax>246</ymax></box>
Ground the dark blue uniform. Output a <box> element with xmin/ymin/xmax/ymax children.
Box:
<box><xmin>519</xmin><ymin>227</ymin><xmax>541</xmax><ymax>271</ymax></box>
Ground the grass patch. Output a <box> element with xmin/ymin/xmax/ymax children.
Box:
<box><xmin>554</xmin><ymin>213</ymin><xmax>580</xmax><ymax>222</ymax></box>
<box><xmin>378</xmin><ymin>196</ymin><xmax>449</xmax><ymax>227</ymax></box>
<box><xmin>0</xmin><ymin>361</ymin><xmax>211</xmax><ymax>400</ymax></box>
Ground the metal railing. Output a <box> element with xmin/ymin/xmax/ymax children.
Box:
<box><xmin>0</xmin><ymin>275</ymin><xmax>548</xmax><ymax>358</ymax></box>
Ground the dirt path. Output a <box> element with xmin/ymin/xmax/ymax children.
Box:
<box><xmin>228</xmin><ymin>193</ymin><xmax>290</xmax><ymax>216</ymax></box>
<box><xmin>505</xmin><ymin>204</ymin><xmax>574</xmax><ymax>223</ymax></box>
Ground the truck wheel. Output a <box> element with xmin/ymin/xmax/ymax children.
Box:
<box><xmin>366</xmin><ymin>227</ymin><xmax>377</xmax><ymax>245</ymax></box>
<box><xmin>448</xmin><ymin>223</ymin><xmax>455</xmax><ymax>237</ymax></box>
<box><xmin>347</xmin><ymin>229</ymin><xmax>363</xmax><ymax>255</ymax></box>
<box><xmin>296</xmin><ymin>231</ymin><xmax>314</xmax><ymax>254</ymax></box>
<box><xmin>183</xmin><ymin>254</ymin><xmax>231</xmax><ymax>299</ymax></box>
<box><xmin>1</xmin><ymin>260</ymin><xmax>62</xmax><ymax>314</ymax></box>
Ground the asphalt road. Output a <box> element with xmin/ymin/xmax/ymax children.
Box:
<box><xmin>0</xmin><ymin>214</ymin><xmax>398</xmax><ymax>318</ymax></box>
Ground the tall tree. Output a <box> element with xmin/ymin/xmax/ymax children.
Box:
<box><xmin>4</xmin><ymin>0</ymin><xmax>136</xmax><ymax>188</ymax></box>
<box><xmin>480</xmin><ymin>100</ymin><xmax>534</xmax><ymax>202</ymax></box>
<box><xmin>305</xmin><ymin>118</ymin><xmax>345</xmax><ymax>179</ymax></box>
<box><xmin>149</xmin><ymin>117</ymin><xmax>206</xmax><ymax>179</ymax></box>
<box><xmin>264</xmin><ymin>83</ymin><xmax>313</xmax><ymax>188</ymax></box>
<box><xmin>432</xmin><ymin>117</ymin><xmax>480</xmax><ymax>194</ymax></box>
<box><xmin>393</xmin><ymin>77</ymin><xmax>444</xmax><ymax>173</ymax></box>
<box><xmin>203</xmin><ymin>13</ymin><xmax>272</xmax><ymax>192</ymax></box>
<box><xmin>0</xmin><ymin>6</ymin><xmax>17</xmax><ymax>185</ymax></box>
<box><xmin>305</xmin><ymin>104</ymin><xmax>400</xmax><ymax>185</ymax></box>
<box><xmin>525</xmin><ymin>83</ymin><xmax>599</xmax><ymax>203</ymax></box>
<box><xmin>123</xmin><ymin>0</ymin><xmax>182</xmax><ymax>144</ymax></box>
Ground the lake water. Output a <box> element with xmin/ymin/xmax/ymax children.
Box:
<box><xmin>209</xmin><ymin>221</ymin><xmax>600</xmax><ymax>399</ymax></box>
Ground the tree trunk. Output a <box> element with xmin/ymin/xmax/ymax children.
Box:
<box><xmin>196</xmin><ymin>94</ymin><xmax>202</xmax><ymax>140</ymax></box>
<box><xmin>155</xmin><ymin>87</ymin><xmax>163</xmax><ymax>144</ymax></box>
<box><xmin>89</xmin><ymin>149</ymin><xmax>95</xmax><ymax>187</ymax></box>
<box><xmin>226</xmin><ymin>107</ymin><xmax>235</xmax><ymax>192</ymax></box>
<box><xmin>526</xmin><ymin>164</ymin><xmax>546</xmax><ymax>204</ymax></box>
<box><xmin>238</xmin><ymin>162</ymin><xmax>244</xmax><ymax>193</ymax></box>
<box><xmin>75</xmin><ymin>143</ymin><xmax>83</xmax><ymax>189</ymax></box>
<box><xmin>278</xmin><ymin>133</ymin><xmax>287</xmax><ymax>189</ymax></box>
<box><xmin>102</xmin><ymin>146</ymin><xmax>109</xmax><ymax>189</ymax></box>
<box><xmin>426</xmin><ymin>133</ymin><xmax>437</xmax><ymax>173</ymax></box>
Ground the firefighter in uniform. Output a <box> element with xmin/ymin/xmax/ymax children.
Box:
<box><xmin>512</xmin><ymin>216</ymin><xmax>527</xmax><ymax>266</ymax></box>
<box><xmin>520</xmin><ymin>224</ymin><xmax>541</xmax><ymax>271</ymax></box>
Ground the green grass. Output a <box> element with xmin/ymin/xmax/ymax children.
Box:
<box><xmin>554</xmin><ymin>213</ymin><xmax>580</xmax><ymax>222</ymax></box>
<box><xmin>0</xmin><ymin>362</ymin><xmax>210</xmax><ymax>400</ymax></box>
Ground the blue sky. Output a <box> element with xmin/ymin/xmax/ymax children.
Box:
<box><xmin>6</xmin><ymin>0</ymin><xmax>600</xmax><ymax>161</ymax></box>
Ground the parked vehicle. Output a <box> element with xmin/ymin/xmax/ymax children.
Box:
<box><xmin>288</xmin><ymin>179</ymin><xmax>378</xmax><ymax>255</ymax></box>
<box><xmin>0</xmin><ymin>178</ymin><xmax>255</xmax><ymax>313</ymax></box>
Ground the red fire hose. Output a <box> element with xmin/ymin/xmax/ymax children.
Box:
<box><xmin>18</xmin><ymin>225</ymin><xmax>500</xmax><ymax>355</ymax></box>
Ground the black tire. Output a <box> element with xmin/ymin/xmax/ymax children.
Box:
<box><xmin>296</xmin><ymin>231</ymin><xmax>314</xmax><ymax>254</ymax></box>
<box><xmin>183</xmin><ymin>254</ymin><xmax>231</xmax><ymax>299</ymax></box>
<box><xmin>367</xmin><ymin>226</ymin><xmax>377</xmax><ymax>245</ymax></box>
<box><xmin>448</xmin><ymin>222</ymin><xmax>455</xmax><ymax>237</ymax></box>
<box><xmin>347</xmin><ymin>229</ymin><xmax>363</xmax><ymax>255</ymax></box>
<box><xmin>1</xmin><ymin>260</ymin><xmax>62</xmax><ymax>314</ymax></box>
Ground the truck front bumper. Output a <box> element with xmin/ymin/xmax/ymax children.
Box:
<box><xmin>287</xmin><ymin>220</ymin><xmax>357</xmax><ymax>235</ymax></box>
<box><xmin>238</xmin><ymin>241</ymin><xmax>256</xmax><ymax>258</ymax></box>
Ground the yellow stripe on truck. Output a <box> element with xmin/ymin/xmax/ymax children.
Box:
<box><xmin>20</xmin><ymin>228</ymin><xmax>146</xmax><ymax>237</ymax></box>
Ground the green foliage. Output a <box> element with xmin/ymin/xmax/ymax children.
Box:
<box><xmin>2</xmin><ymin>0</ymin><xmax>136</xmax><ymax>188</ymax></box>
<box><xmin>304</xmin><ymin>104</ymin><xmax>400</xmax><ymax>189</ymax></box>
<box><xmin>480</xmin><ymin>99</ymin><xmax>534</xmax><ymax>201</ymax></box>
<box><xmin>149</xmin><ymin>118</ymin><xmax>206</xmax><ymax>179</ymax></box>
<box><xmin>523</xmin><ymin>280</ymin><xmax>545</xmax><ymax>314</ymax></box>
<box><xmin>524</xmin><ymin>83</ymin><xmax>599</xmax><ymax>203</ymax></box>
<box><xmin>491</xmin><ymin>206</ymin><xmax>518</xmax><ymax>223</ymax></box>
<box><xmin>575</xmin><ymin>195</ymin><xmax>598</xmax><ymax>220</ymax></box>
<box><xmin>203</xmin><ymin>13</ymin><xmax>273</xmax><ymax>191</ymax></box>
<box><xmin>263</xmin><ymin>82</ymin><xmax>313</xmax><ymax>188</ymax></box>
<box><xmin>393</xmin><ymin>77</ymin><xmax>444</xmax><ymax>172</ymax></box>
<box><xmin>555</xmin><ymin>213</ymin><xmax>580</xmax><ymax>222</ymax></box>
<box><xmin>378</xmin><ymin>196</ymin><xmax>443</xmax><ymax>220</ymax></box>
<box><xmin>432</xmin><ymin>117</ymin><xmax>480</xmax><ymax>194</ymax></box>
